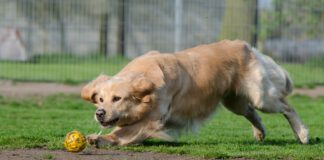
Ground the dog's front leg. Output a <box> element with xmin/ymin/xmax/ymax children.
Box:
<box><xmin>87</xmin><ymin>127</ymin><xmax>146</xmax><ymax>147</ymax></box>
<box><xmin>87</xmin><ymin>118</ymin><xmax>167</xmax><ymax>147</ymax></box>
<box><xmin>87</xmin><ymin>133</ymin><xmax>119</xmax><ymax>148</ymax></box>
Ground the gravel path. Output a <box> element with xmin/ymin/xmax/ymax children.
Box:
<box><xmin>1</xmin><ymin>80</ymin><xmax>323</xmax><ymax>98</ymax></box>
<box><xmin>0</xmin><ymin>80</ymin><xmax>83</xmax><ymax>98</ymax></box>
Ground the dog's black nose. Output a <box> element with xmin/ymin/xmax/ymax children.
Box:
<box><xmin>96</xmin><ymin>109</ymin><xmax>106</xmax><ymax>118</ymax></box>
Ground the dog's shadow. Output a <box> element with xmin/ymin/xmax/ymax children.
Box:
<box><xmin>80</xmin><ymin>137</ymin><xmax>321</xmax><ymax>156</ymax></box>
<box><xmin>142</xmin><ymin>140</ymin><xmax>190</xmax><ymax>147</ymax></box>
<box><xmin>79</xmin><ymin>138</ymin><xmax>321</xmax><ymax>157</ymax></box>
<box><xmin>142</xmin><ymin>137</ymin><xmax>321</xmax><ymax>147</ymax></box>
<box><xmin>253</xmin><ymin>137</ymin><xmax>321</xmax><ymax>146</ymax></box>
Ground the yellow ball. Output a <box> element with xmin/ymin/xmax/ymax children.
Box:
<box><xmin>64</xmin><ymin>130</ymin><xmax>87</xmax><ymax>152</ymax></box>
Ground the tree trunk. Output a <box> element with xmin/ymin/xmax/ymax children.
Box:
<box><xmin>219</xmin><ymin>0</ymin><xmax>258</xmax><ymax>45</ymax></box>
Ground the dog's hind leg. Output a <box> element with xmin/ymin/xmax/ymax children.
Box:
<box><xmin>280</xmin><ymin>99</ymin><xmax>309</xmax><ymax>144</ymax></box>
<box><xmin>222</xmin><ymin>94</ymin><xmax>266</xmax><ymax>141</ymax></box>
<box><xmin>244</xmin><ymin>107</ymin><xmax>266</xmax><ymax>141</ymax></box>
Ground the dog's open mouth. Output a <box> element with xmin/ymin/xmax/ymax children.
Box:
<box><xmin>100</xmin><ymin>118</ymin><xmax>119</xmax><ymax>127</ymax></box>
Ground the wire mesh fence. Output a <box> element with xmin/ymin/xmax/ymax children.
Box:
<box><xmin>0</xmin><ymin>0</ymin><xmax>323</xmax><ymax>87</ymax></box>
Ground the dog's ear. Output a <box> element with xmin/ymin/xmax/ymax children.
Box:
<box><xmin>131</xmin><ymin>76</ymin><xmax>155</xmax><ymax>103</ymax></box>
<box><xmin>81</xmin><ymin>74</ymin><xmax>109</xmax><ymax>103</ymax></box>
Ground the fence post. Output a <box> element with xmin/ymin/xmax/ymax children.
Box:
<box><xmin>174</xmin><ymin>0</ymin><xmax>183</xmax><ymax>52</ymax></box>
<box><xmin>117</xmin><ymin>0</ymin><xmax>126</xmax><ymax>56</ymax></box>
<box><xmin>252</xmin><ymin>0</ymin><xmax>259</xmax><ymax>47</ymax></box>
<box><xmin>99</xmin><ymin>13</ymin><xmax>109</xmax><ymax>57</ymax></box>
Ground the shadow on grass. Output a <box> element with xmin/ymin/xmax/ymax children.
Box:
<box><xmin>242</xmin><ymin>137</ymin><xmax>321</xmax><ymax>146</ymax></box>
<box><xmin>140</xmin><ymin>137</ymin><xmax>321</xmax><ymax>147</ymax></box>
<box><xmin>142</xmin><ymin>140</ymin><xmax>190</xmax><ymax>147</ymax></box>
<box><xmin>80</xmin><ymin>150</ymin><xmax>124</xmax><ymax>156</ymax></box>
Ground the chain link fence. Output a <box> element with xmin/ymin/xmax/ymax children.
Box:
<box><xmin>0</xmin><ymin>0</ymin><xmax>323</xmax><ymax>87</ymax></box>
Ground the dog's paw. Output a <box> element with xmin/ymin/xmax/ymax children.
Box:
<box><xmin>86</xmin><ymin>134</ymin><xmax>100</xmax><ymax>148</ymax></box>
<box><xmin>87</xmin><ymin>134</ymin><xmax>116</xmax><ymax>148</ymax></box>
<box><xmin>253</xmin><ymin>127</ymin><xmax>266</xmax><ymax>141</ymax></box>
<box><xmin>298</xmin><ymin>126</ymin><xmax>309</xmax><ymax>144</ymax></box>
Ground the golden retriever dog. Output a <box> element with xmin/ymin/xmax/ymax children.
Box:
<box><xmin>81</xmin><ymin>40</ymin><xmax>309</xmax><ymax>147</ymax></box>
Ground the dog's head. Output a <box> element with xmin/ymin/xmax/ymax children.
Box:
<box><xmin>81</xmin><ymin>74</ymin><xmax>156</xmax><ymax>128</ymax></box>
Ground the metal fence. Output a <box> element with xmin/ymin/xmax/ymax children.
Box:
<box><xmin>0</xmin><ymin>0</ymin><xmax>323</xmax><ymax>86</ymax></box>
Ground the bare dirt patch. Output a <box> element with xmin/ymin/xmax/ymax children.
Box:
<box><xmin>1</xmin><ymin>80</ymin><xmax>324</xmax><ymax>98</ymax></box>
<box><xmin>293</xmin><ymin>86</ymin><xmax>324</xmax><ymax>98</ymax></box>
<box><xmin>0</xmin><ymin>80</ymin><xmax>83</xmax><ymax>98</ymax></box>
<box><xmin>0</xmin><ymin>148</ymin><xmax>202</xmax><ymax>160</ymax></box>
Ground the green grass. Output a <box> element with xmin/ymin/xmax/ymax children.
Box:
<box><xmin>1</xmin><ymin>54</ymin><xmax>324</xmax><ymax>87</ymax></box>
<box><xmin>0</xmin><ymin>95</ymin><xmax>323</xmax><ymax>159</ymax></box>
<box><xmin>282</xmin><ymin>63</ymin><xmax>324</xmax><ymax>88</ymax></box>
<box><xmin>0</xmin><ymin>55</ymin><xmax>129</xmax><ymax>84</ymax></box>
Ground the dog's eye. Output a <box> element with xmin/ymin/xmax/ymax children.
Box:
<box><xmin>112</xmin><ymin>96</ymin><xmax>121</xmax><ymax>102</ymax></box>
<box><xmin>99</xmin><ymin>97</ymin><xmax>104</xmax><ymax>103</ymax></box>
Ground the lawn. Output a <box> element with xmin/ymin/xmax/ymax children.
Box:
<box><xmin>0</xmin><ymin>55</ymin><xmax>129</xmax><ymax>84</ymax></box>
<box><xmin>0</xmin><ymin>94</ymin><xmax>323</xmax><ymax>159</ymax></box>
<box><xmin>0</xmin><ymin>55</ymin><xmax>324</xmax><ymax>87</ymax></box>
<box><xmin>281</xmin><ymin>63</ymin><xmax>324</xmax><ymax>88</ymax></box>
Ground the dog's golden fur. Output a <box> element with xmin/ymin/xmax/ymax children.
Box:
<box><xmin>82</xmin><ymin>40</ymin><xmax>309</xmax><ymax>146</ymax></box>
